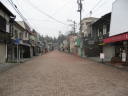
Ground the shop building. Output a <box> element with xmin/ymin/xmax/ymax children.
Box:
<box><xmin>85</xmin><ymin>13</ymin><xmax>111</xmax><ymax>60</ymax></box>
<box><xmin>103</xmin><ymin>0</ymin><xmax>128</xmax><ymax>64</ymax></box>
<box><xmin>0</xmin><ymin>2</ymin><xmax>15</xmax><ymax>63</ymax></box>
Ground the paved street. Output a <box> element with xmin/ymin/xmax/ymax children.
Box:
<box><xmin>0</xmin><ymin>51</ymin><xmax>128</xmax><ymax>96</ymax></box>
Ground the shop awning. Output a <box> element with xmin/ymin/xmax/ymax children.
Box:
<box><xmin>103</xmin><ymin>33</ymin><xmax>128</xmax><ymax>43</ymax></box>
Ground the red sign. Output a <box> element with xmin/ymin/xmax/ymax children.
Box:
<box><xmin>103</xmin><ymin>33</ymin><xmax>128</xmax><ymax>43</ymax></box>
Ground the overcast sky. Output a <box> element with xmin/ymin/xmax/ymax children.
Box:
<box><xmin>1</xmin><ymin>0</ymin><xmax>115</xmax><ymax>37</ymax></box>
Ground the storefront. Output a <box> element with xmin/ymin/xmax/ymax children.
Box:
<box><xmin>104</xmin><ymin>32</ymin><xmax>128</xmax><ymax>64</ymax></box>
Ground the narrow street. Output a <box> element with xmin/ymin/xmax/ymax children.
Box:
<box><xmin>0</xmin><ymin>51</ymin><xmax>128</xmax><ymax>96</ymax></box>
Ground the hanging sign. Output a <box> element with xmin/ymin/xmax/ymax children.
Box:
<box><xmin>14</xmin><ymin>38</ymin><xmax>20</xmax><ymax>45</ymax></box>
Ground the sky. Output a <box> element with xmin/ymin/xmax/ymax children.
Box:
<box><xmin>1</xmin><ymin>0</ymin><xmax>115</xmax><ymax>37</ymax></box>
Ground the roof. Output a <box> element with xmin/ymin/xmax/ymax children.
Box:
<box><xmin>14</xmin><ymin>21</ymin><xmax>26</xmax><ymax>30</ymax></box>
<box><xmin>0</xmin><ymin>2</ymin><xmax>15</xmax><ymax>17</ymax></box>
<box><xmin>81</xmin><ymin>17</ymin><xmax>99</xmax><ymax>24</ymax></box>
<box><xmin>82</xmin><ymin>17</ymin><xmax>98</xmax><ymax>21</ymax></box>
<box><xmin>17</xmin><ymin>21</ymin><xmax>26</xmax><ymax>29</ymax></box>
<box><xmin>92</xmin><ymin>12</ymin><xmax>111</xmax><ymax>25</ymax></box>
<box><xmin>24</xmin><ymin>22</ymin><xmax>31</xmax><ymax>32</ymax></box>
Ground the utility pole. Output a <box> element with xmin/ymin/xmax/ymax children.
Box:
<box><xmin>67</xmin><ymin>20</ymin><xmax>77</xmax><ymax>34</ymax></box>
<box><xmin>73</xmin><ymin>21</ymin><xmax>76</xmax><ymax>34</ymax></box>
<box><xmin>77</xmin><ymin>0</ymin><xmax>84</xmax><ymax>57</ymax></box>
<box><xmin>77</xmin><ymin>0</ymin><xmax>83</xmax><ymax>34</ymax></box>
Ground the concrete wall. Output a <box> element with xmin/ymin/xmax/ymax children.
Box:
<box><xmin>0</xmin><ymin>43</ymin><xmax>6</xmax><ymax>63</ymax></box>
<box><xmin>110</xmin><ymin>0</ymin><xmax>128</xmax><ymax>36</ymax></box>
<box><xmin>103</xmin><ymin>45</ymin><xmax>115</xmax><ymax>62</ymax></box>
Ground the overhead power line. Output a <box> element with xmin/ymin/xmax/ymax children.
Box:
<box><xmin>91</xmin><ymin>0</ymin><xmax>114</xmax><ymax>16</ymax></box>
<box><xmin>10</xmin><ymin>0</ymin><xmax>39</xmax><ymax>31</ymax></box>
<box><xmin>93</xmin><ymin>0</ymin><xmax>113</xmax><ymax>16</ymax></box>
<box><xmin>26</xmin><ymin>0</ymin><xmax>68</xmax><ymax>26</ymax></box>
<box><xmin>7</xmin><ymin>0</ymin><xmax>44</xmax><ymax>32</ymax></box>
<box><xmin>52</xmin><ymin>0</ymin><xmax>71</xmax><ymax>16</ymax></box>
<box><xmin>91</xmin><ymin>0</ymin><xmax>103</xmax><ymax>11</ymax></box>
<box><xmin>7</xmin><ymin>0</ymin><xmax>33</xmax><ymax>29</ymax></box>
<box><xmin>7</xmin><ymin>0</ymin><xmax>27</xmax><ymax>21</ymax></box>
<box><xmin>85</xmin><ymin>0</ymin><xmax>105</xmax><ymax>17</ymax></box>
<box><xmin>85</xmin><ymin>0</ymin><xmax>115</xmax><ymax>17</ymax></box>
<box><xmin>83</xmin><ymin>0</ymin><xmax>90</xmax><ymax>12</ymax></box>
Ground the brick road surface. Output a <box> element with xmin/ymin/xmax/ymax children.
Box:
<box><xmin>0</xmin><ymin>51</ymin><xmax>128</xmax><ymax>96</ymax></box>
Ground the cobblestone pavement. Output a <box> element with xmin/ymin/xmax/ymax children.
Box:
<box><xmin>0</xmin><ymin>51</ymin><xmax>128</xmax><ymax>96</ymax></box>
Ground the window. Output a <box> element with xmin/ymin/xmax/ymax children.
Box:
<box><xmin>25</xmin><ymin>32</ymin><xmax>28</xmax><ymax>38</ymax></box>
<box><xmin>97</xmin><ymin>29</ymin><xmax>100</xmax><ymax>37</ymax></box>
<box><xmin>0</xmin><ymin>15</ymin><xmax>6</xmax><ymax>31</ymax></box>
<box><xmin>103</xmin><ymin>25</ymin><xmax>107</xmax><ymax>35</ymax></box>
<box><xmin>14</xmin><ymin>30</ymin><xmax>18</xmax><ymax>38</ymax></box>
<box><xmin>19</xmin><ymin>32</ymin><xmax>23</xmax><ymax>39</ymax></box>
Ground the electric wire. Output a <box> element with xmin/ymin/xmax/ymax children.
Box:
<box><xmin>7</xmin><ymin>0</ymin><xmax>32</xmax><ymax>29</ymax></box>
<box><xmin>85</xmin><ymin>0</ymin><xmax>115</xmax><ymax>17</ymax></box>
<box><xmin>83</xmin><ymin>0</ymin><xmax>90</xmax><ymax>12</ymax></box>
<box><xmin>85</xmin><ymin>0</ymin><xmax>106</xmax><ymax>17</ymax></box>
<box><xmin>26</xmin><ymin>0</ymin><xmax>68</xmax><ymax>26</ymax></box>
<box><xmin>8</xmin><ymin>0</ymin><xmax>26</xmax><ymax>21</ymax></box>
<box><xmin>11</xmin><ymin>0</ymin><xmax>39</xmax><ymax>31</ymax></box>
<box><xmin>91</xmin><ymin>0</ymin><xmax>103</xmax><ymax>11</ymax></box>
<box><xmin>93</xmin><ymin>0</ymin><xmax>113</xmax><ymax>16</ymax></box>
<box><xmin>52</xmin><ymin>0</ymin><xmax>71</xmax><ymax>16</ymax></box>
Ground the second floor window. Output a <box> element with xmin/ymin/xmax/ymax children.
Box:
<box><xmin>25</xmin><ymin>32</ymin><xmax>28</xmax><ymax>38</ymax></box>
<box><xmin>97</xmin><ymin>29</ymin><xmax>100</xmax><ymax>37</ymax></box>
<box><xmin>19</xmin><ymin>32</ymin><xmax>23</xmax><ymax>39</ymax></box>
<box><xmin>103</xmin><ymin>25</ymin><xmax>107</xmax><ymax>35</ymax></box>
<box><xmin>14</xmin><ymin>30</ymin><xmax>18</xmax><ymax>38</ymax></box>
<box><xmin>0</xmin><ymin>15</ymin><xmax>6</xmax><ymax>31</ymax></box>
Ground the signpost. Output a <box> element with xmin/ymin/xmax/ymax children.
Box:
<box><xmin>14</xmin><ymin>38</ymin><xmax>20</xmax><ymax>63</ymax></box>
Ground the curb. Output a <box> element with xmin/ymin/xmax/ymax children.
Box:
<box><xmin>0</xmin><ymin>56</ymin><xmax>38</xmax><ymax>73</ymax></box>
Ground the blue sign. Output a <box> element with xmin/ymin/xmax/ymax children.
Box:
<box><xmin>14</xmin><ymin>38</ymin><xmax>20</xmax><ymax>45</ymax></box>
